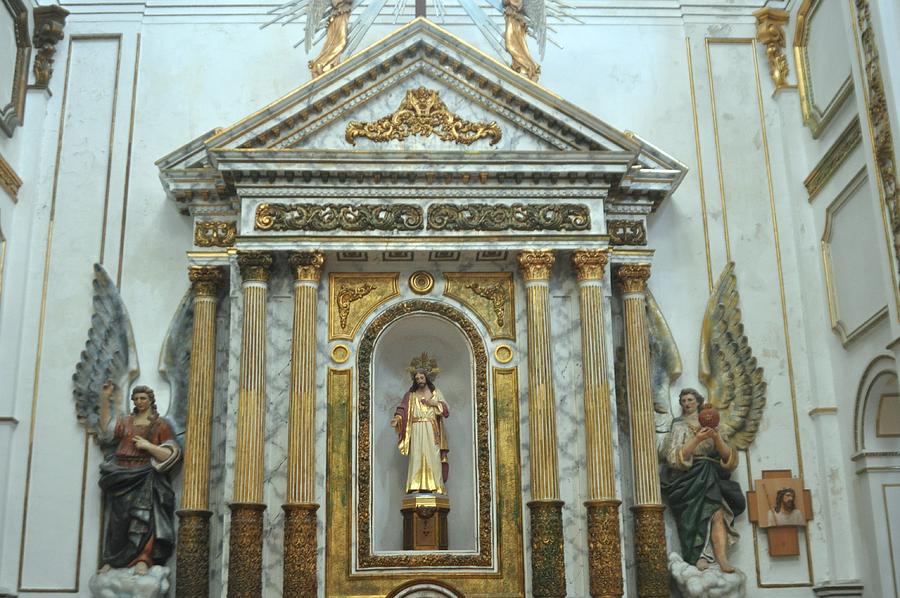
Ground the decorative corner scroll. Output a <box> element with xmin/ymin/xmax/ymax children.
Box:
<box><xmin>607</xmin><ymin>219</ymin><xmax>647</xmax><ymax>246</ymax></box>
<box><xmin>345</xmin><ymin>87</ymin><xmax>502</xmax><ymax>147</ymax></box>
<box><xmin>444</xmin><ymin>272</ymin><xmax>516</xmax><ymax>340</ymax></box>
<box><xmin>328</xmin><ymin>273</ymin><xmax>399</xmax><ymax>340</ymax></box>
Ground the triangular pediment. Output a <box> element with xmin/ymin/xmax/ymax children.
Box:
<box><xmin>158</xmin><ymin>18</ymin><xmax>685</xmax><ymax>210</ymax></box>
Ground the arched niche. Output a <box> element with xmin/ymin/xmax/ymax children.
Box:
<box><xmin>355</xmin><ymin>299</ymin><xmax>493</xmax><ymax>569</ymax></box>
<box><xmin>371</xmin><ymin>311</ymin><xmax>477</xmax><ymax>551</ymax></box>
<box><xmin>854</xmin><ymin>354</ymin><xmax>900</xmax><ymax>453</ymax></box>
<box><xmin>386</xmin><ymin>580</ymin><xmax>465</xmax><ymax>598</ymax></box>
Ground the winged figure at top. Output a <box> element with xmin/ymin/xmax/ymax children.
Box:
<box><xmin>262</xmin><ymin>0</ymin><xmax>579</xmax><ymax>80</ymax></box>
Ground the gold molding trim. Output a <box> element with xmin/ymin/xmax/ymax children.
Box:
<box><xmin>0</xmin><ymin>152</ymin><xmax>22</xmax><ymax>202</ymax></box>
<box><xmin>852</xmin><ymin>0</ymin><xmax>900</xmax><ymax>324</ymax></box>
<box><xmin>356</xmin><ymin>301</ymin><xmax>492</xmax><ymax>569</ymax></box>
<box><xmin>808</xmin><ymin>406</ymin><xmax>838</xmax><ymax>416</ymax></box>
<box><xmin>328</xmin><ymin>272</ymin><xmax>399</xmax><ymax>340</ymax></box>
<box><xmin>794</xmin><ymin>0</ymin><xmax>854</xmax><ymax>138</ymax></box>
<box><xmin>444</xmin><ymin>272</ymin><xmax>516</xmax><ymax>340</ymax></box>
<box><xmin>408</xmin><ymin>270</ymin><xmax>434</xmax><ymax>295</ymax></box>
<box><xmin>494</xmin><ymin>344</ymin><xmax>514</xmax><ymax>364</ymax></box>
<box><xmin>821</xmin><ymin>168</ymin><xmax>889</xmax><ymax>346</ymax></box>
<box><xmin>345</xmin><ymin>86</ymin><xmax>502</xmax><ymax>147</ymax></box>
<box><xmin>194</xmin><ymin>220</ymin><xmax>236</xmax><ymax>247</ymax></box>
<box><xmin>753</xmin><ymin>8</ymin><xmax>792</xmax><ymax>91</ymax></box>
<box><xmin>0</xmin><ymin>0</ymin><xmax>30</xmax><ymax>138</ymax></box>
<box><xmin>805</xmin><ymin>117</ymin><xmax>862</xmax><ymax>201</ymax></box>
<box><xmin>330</xmin><ymin>344</ymin><xmax>350</xmax><ymax>363</ymax></box>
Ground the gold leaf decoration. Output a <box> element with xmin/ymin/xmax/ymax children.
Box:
<box><xmin>345</xmin><ymin>87</ymin><xmax>502</xmax><ymax>147</ymax></box>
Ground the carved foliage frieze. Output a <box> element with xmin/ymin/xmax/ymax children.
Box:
<box><xmin>345</xmin><ymin>87</ymin><xmax>502</xmax><ymax>147</ymax></box>
<box><xmin>255</xmin><ymin>202</ymin><xmax>423</xmax><ymax>232</ymax></box>
<box><xmin>427</xmin><ymin>203</ymin><xmax>590</xmax><ymax>232</ymax></box>
<box><xmin>328</xmin><ymin>272</ymin><xmax>399</xmax><ymax>340</ymax></box>
<box><xmin>443</xmin><ymin>272</ymin><xmax>516</xmax><ymax>340</ymax></box>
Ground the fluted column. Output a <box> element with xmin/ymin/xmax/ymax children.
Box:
<box><xmin>283</xmin><ymin>251</ymin><xmax>325</xmax><ymax>597</ymax></box>
<box><xmin>616</xmin><ymin>263</ymin><xmax>667</xmax><ymax>598</ymax></box>
<box><xmin>228</xmin><ymin>251</ymin><xmax>273</xmax><ymax>598</ymax></box>
<box><xmin>572</xmin><ymin>250</ymin><xmax>622</xmax><ymax>598</ymax></box>
<box><xmin>517</xmin><ymin>250</ymin><xmax>566</xmax><ymax>598</ymax></box>
<box><xmin>176</xmin><ymin>266</ymin><xmax>225</xmax><ymax>598</ymax></box>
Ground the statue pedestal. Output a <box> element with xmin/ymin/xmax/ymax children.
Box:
<box><xmin>401</xmin><ymin>494</ymin><xmax>450</xmax><ymax>550</ymax></box>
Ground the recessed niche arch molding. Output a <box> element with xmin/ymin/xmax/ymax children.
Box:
<box><xmin>355</xmin><ymin>298</ymin><xmax>495</xmax><ymax>569</ymax></box>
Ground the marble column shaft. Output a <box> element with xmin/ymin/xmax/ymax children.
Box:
<box><xmin>228</xmin><ymin>251</ymin><xmax>272</xmax><ymax>598</ymax></box>
<box><xmin>283</xmin><ymin>251</ymin><xmax>325</xmax><ymax>597</ymax></box>
<box><xmin>518</xmin><ymin>250</ymin><xmax>566</xmax><ymax>598</ymax></box>
<box><xmin>617</xmin><ymin>263</ymin><xmax>668</xmax><ymax>598</ymax></box>
<box><xmin>572</xmin><ymin>250</ymin><xmax>622</xmax><ymax>598</ymax></box>
<box><xmin>177</xmin><ymin>265</ymin><xmax>225</xmax><ymax>598</ymax></box>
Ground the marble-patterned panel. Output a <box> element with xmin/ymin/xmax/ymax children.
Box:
<box><xmin>218</xmin><ymin>260</ymin><xmax>244</xmax><ymax>592</ymax></box>
<box><xmin>548</xmin><ymin>259</ymin><xmax>589</xmax><ymax>597</ymax></box>
<box><xmin>208</xmin><ymin>296</ymin><xmax>233</xmax><ymax>597</ymax></box>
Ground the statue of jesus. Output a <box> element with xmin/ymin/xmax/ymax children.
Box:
<box><xmin>390</xmin><ymin>354</ymin><xmax>450</xmax><ymax>494</ymax></box>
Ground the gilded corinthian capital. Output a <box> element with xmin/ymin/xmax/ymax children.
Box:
<box><xmin>238</xmin><ymin>252</ymin><xmax>274</xmax><ymax>282</ymax></box>
<box><xmin>188</xmin><ymin>266</ymin><xmax>225</xmax><ymax>296</ymax></box>
<box><xmin>518</xmin><ymin>250</ymin><xmax>555</xmax><ymax>281</ymax></box>
<box><xmin>572</xmin><ymin>250</ymin><xmax>609</xmax><ymax>281</ymax></box>
<box><xmin>289</xmin><ymin>251</ymin><xmax>326</xmax><ymax>282</ymax></box>
<box><xmin>616</xmin><ymin>264</ymin><xmax>651</xmax><ymax>293</ymax></box>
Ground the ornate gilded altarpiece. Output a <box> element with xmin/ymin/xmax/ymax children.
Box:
<box><xmin>158</xmin><ymin>18</ymin><xmax>685</xmax><ymax>598</ymax></box>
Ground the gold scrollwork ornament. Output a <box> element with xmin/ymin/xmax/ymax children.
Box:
<box><xmin>337</xmin><ymin>283</ymin><xmax>376</xmax><ymax>329</ymax></box>
<box><xmin>194</xmin><ymin>220</ymin><xmax>237</xmax><ymax>247</ymax></box>
<box><xmin>345</xmin><ymin>87</ymin><xmax>502</xmax><ymax>147</ymax></box>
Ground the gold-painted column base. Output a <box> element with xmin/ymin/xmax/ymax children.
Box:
<box><xmin>527</xmin><ymin>499</ymin><xmax>567</xmax><ymax>598</ymax></box>
<box><xmin>176</xmin><ymin>509</ymin><xmax>212</xmax><ymax>598</ymax></box>
<box><xmin>227</xmin><ymin>502</ymin><xmax>266</xmax><ymax>598</ymax></box>
<box><xmin>585</xmin><ymin>500</ymin><xmax>623</xmax><ymax>598</ymax></box>
<box><xmin>282</xmin><ymin>502</ymin><xmax>318</xmax><ymax>598</ymax></box>
<box><xmin>632</xmin><ymin>504</ymin><xmax>668</xmax><ymax>598</ymax></box>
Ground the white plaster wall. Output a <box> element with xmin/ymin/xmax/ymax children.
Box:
<box><xmin>3</xmin><ymin>2</ymin><xmax>900</xmax><ymax>597</ymax></box>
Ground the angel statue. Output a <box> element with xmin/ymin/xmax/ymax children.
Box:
<box><xmin>503</xmin><ymin>0</ymin><xmax>541</xmax><ymax>80</ymax></box>
<box><xmin>75</xmin><ymin>264</ymin><xmax>193</xmax><ymax>595</ymax></box>
<box><xmin>649</xmin><ymin>263</ymin><xmax>765</xmax><ymax>596</ymax></box>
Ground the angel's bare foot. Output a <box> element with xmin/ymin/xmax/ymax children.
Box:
<box><xmin>719</xmin><ymin>562</ymin><xmax>735</xmax><ymax>574</ymax></box>
<box><xmin>696</xmin><ymin>557</ymin><xmax>711</xmax><ymax>571</ymax></box>
<box><xmin>134</xmin><ymin>561</ymin><xmax>149</xmax><ymax>575</ymax></box>
<box><xmin>99</xmin><ymin>563</ymin><xmax>112</xmax><ymax>574</ymax></box>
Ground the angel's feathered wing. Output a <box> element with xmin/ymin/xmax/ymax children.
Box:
<box><xmin>159</xmin><ymin>287</ymin><xmax>195</xmax><ymax>439</ymax></box>
<box><xmin>699</xmin><ymin>262</ymin><xmax>766</xmax><ymax>449</ymax></box>
<box><xmin>72</xmin><ymin>264</ymin><xmax>140</xmax><ymax>438</ymax></box>
<box><xmin>647</xmin><ymin>288</ymin><xmax>683</xmax><ymax>416</ymax></box>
